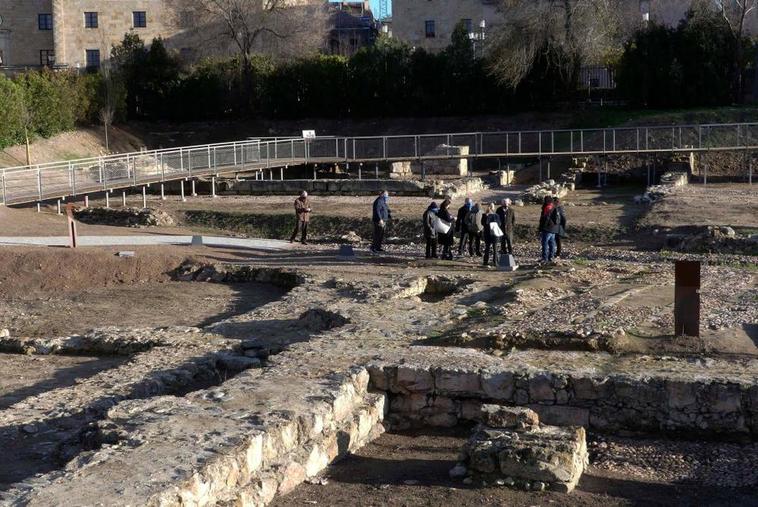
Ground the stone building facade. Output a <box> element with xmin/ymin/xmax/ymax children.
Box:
<box><xmin>0</xmin><ymin>0</ymin><xmax>325</xmax><ymax>70</ymax></box>
<box><xmin>392</xmin><ymin>0</ymin><xmax>500</xmax><ymax>52</ymax></box>
<box><xmin>0</xmin><ymin>0</ymin><xmax>180</xmax><ymax>69</ymax></box>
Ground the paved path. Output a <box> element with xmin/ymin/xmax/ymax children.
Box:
<box><xmin>0</xmin><ymin>235</ymin><xmax>290</xmax><ymax>250</ymax></box>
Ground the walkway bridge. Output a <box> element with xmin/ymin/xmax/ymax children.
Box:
<box><xmin>1</xmin><ymin>122</ymin><xmax>757</xmax><ymax>206</ymax></box>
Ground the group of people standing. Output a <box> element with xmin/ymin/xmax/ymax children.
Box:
<box><xmin>290</xmin><ymin>189</ymin><xmax>567</xmax><ymax>265</ymax></box>
<box><xmin>423</xmin><ymin>197</ymin><xmax>516</xmax><ymax>267</ymax></box>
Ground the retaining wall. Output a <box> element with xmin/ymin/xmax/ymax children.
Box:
<box><xmin>367</xmin><ymin>350</ymin><xmax>758</xmax><ymax>439</ymax></box>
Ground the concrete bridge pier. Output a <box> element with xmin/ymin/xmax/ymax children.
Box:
<box><xmin>142</xmin><ymin>187</ymin><xmax>147</xmax><ymax>208</ymax></box>
<box><xmin>180</xmin><ymin>180</ymin><xmax>186</xmax><ymax>202</ymax></box>
<box><xmin>122</xmin><ymin>191</ymin><xmax>127</xmax><ymax>207</ymax></box>
<box><xmin>84</xmin><ymin>195</ymin><xmax>89</xmax><ymax>208</ymax></box>
<box><xmin>160</xmin><ymin>184</ymin><xmax>166</xmax><ymax>200</ymax></box>
<box><xmin>191</xmin><ymin>179</ymin><xmax>197</xmax><ymax>197</ymax></box>
<box><xmin>211</xmin><ymin>177</ymin><xmax>217</xmax><ymax>198</ymax></box>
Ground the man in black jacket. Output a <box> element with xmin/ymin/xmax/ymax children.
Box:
<box><xmin>554</xmin><ymin>197</ymin><xmax>567</xmax><ymax>257</ymax></box>
<box><xmin>371</xmin><ymin>190</ymin><xmax>391</xmax><ymax>253</ymax></box>
<box><xmin>496</xmin><ymin>198</ymin><xmax>516</xmax><ymax>255</ymax></box>
<box><xmin>456</xmin><ymin>198</ymin><xmax>473</xmax><ymax>256</ymax></box>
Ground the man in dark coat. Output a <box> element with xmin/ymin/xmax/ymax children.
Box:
<box><xmin>456</xmin><ymin>198</ymin><xmax>473</xmax><ymax>256</ymax></box>
<box><xmin>371</xmin><ymin>190</ymin><xmax>391</xmax><ymax>253</ymax></box>
<box><xmin>496</xmin><ymin>198</ymin><xmax>516</xmax><ymax>255</ymax></box>
<box><xmin>289</xmin><ymin>191</ymin><xmax>311</xmax><ymax>244</ymax></box>
<box><xmin>422</xmin><ymin>202</ymin><xmax>439</xmax><ymax>259</ymax></box>
<box><xmin>554</xmin><ymin>197</ymin><xmax>567</xmax><ymax>257</ymax></box>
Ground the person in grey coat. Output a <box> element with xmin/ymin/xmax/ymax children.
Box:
<box><xmin>371</xmin><ymin>190</ymin><xmax>391</xmax><ymax>253</ymax></box>
<box><xmin>496</xmin><ymin>198</ymin><xmax>516</xmax><ymax>255</ymax></box>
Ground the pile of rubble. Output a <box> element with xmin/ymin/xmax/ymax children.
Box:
<box><xmin>520</xmin><ymin>179</ymin><xmax>569</xmax><ymax>204</ymax></box>
<box><xmin>75</xmin><ymin>207</ymin><xmax>175</xmax><ymax>227</ymax></box>
<box><xmin>453</xmin><ymin>405</ymin><xmax>588</xmax><ymax>493</ymax></box>
<box><xmin>669</xmin><ymin>226</ymin><xmax>758</xmax><ymax>255</ymax></box>
<box><xmin>636</xmin><ymin>171</ymin><xmax>688</xmax><ymax>204</ymax></box>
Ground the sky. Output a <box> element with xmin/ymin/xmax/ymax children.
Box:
<box><xmin>330</xmin><ymin>0</ymin><xmax>391</xmax><ymax>18</ymax></box>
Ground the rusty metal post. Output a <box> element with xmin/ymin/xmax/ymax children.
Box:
<box><xmin>674</xmin><ymin>260</ymin><xmax>701</xmax><ymax>337</ymax></box>
<box><xmin>65</xmin><ymin>203</ymin><xmax>78</xmax><ymax>248</ymax></box>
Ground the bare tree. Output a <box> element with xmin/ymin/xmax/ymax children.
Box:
<box><xmin>488</xmin><ymin>0</ymin><xmax>623</xmax><ymax>88</ymax></box>
<box><xmin>713</xmin><ymin>0</ymin><xmax>757</xmax><ymax>101</ymax></box>
<box><xmin>99</xmin><ymin>62</ymin><xmax>117</xmax><ymax>153</ymax></box>
<box><xmin>170</xmin><ymin>0</ymin><xmax>328</xmax><ymax>65</ymax></box>
<box><xmin>19</xmin><ymin>102</ymin><xmax>33</xmax><ymax>166</ymax></box>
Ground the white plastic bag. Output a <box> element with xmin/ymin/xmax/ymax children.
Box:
<box><xmin>489</xmin><ymin>222</ymin><xmax>504</xmax><ymax>238</ymax></box>
<box><xmin>434</xmin><ymin>216</ymin><xmax>451</xmax><ymax>234</ymax></box>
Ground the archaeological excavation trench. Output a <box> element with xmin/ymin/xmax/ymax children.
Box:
<box><xmin>0</xmin><ymin>243</ymin><xmax>756</xmax><ymax>505</ymax></box>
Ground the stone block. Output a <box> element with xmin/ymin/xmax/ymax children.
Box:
<box><xmin>435</xmin><ymin>369</ymin><xmax>482</xmax><ymax>395</ymax></box>
<box><xmin>463</xmin><ymin>424</ymin><xmax>587</xmax><ymax>493</ymax></box>
<box><xmin>529</xmin><ymin>405</ymin><xmax>589</xmax><ymax>428</ymax></box>
<box><xmin>480</xmin><ymin>404</ymin><xmax>539</xmax><ymax>430</ymax></box>
<box><xmin>667</xmin><ymin>380</ymin><xmax>697</xmax><ymax>409</ymax></box>
<box><xmin>396</xmin><ymin>366</ymin><xmax>434</xmax><ymax>393</ymax></box>
<box><xmin>702</xmin><ymin>383</ymin><xmax>742</xmax><ymax>414</ymax></box>
<box><xmin>572</xmin><ymin>377</ymin><xmax>609</xmax><ymax>400</ymax></box>
<box><xmin>528</xmin><ymin>374</ymin><xmax>556</xmax><ymax>403</ymax></box>
<box><xmin>481</xmin><ymin>370</ymin><xmax>515</xmax><ymax>400</ymax></box>
<box><xmin>277</xmin><ymin>462</ymin><xmax>306</xmax><ymax>495</ymax></box>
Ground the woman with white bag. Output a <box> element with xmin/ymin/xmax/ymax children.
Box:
<box><xmin>423</xmin><ymin>202</ymin><xmax>440</xmax><ymax>259</ymax></box>
<box><xmin>481</xmin><ymin>202</ymin><xmax>503</xmax><ymax>268</ymax></box>
<box><xmin>436</xmin><ymin>199</ymin><xmax>456</xmax><ymax>260</ymax></box>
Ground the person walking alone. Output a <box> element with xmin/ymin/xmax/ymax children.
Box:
<box><xmin>456</xmin><ymin>197</ymin><xmax>473</xmax><ymax>256</ymax></box>
<box><xmin>482</xmin><ymin>203</ymin><xmax>502</xmax><ymax>267</ymax></box>
<box><xmin>496</xmin><ymin>198</ymin><xmax>516</xmax><ymax>256</ymax></box>
<box><xmin>371</xmin><ymin>190</ymin><xmax>391</xmax><ymax>253</ymax></box>
<box><xmin>553</xmin><ymin>197</ymin><xmax>567</xmax><ymax>258</ymax></box>
<box><xmin>437</xmin><ymin>199</ymin><xmax>455</xmax><ymax>260</ymax></box>
<box><xmin>538</xmin><ymin>196</ymin><xmax>560</xmax><ymax>263</ymax></box>
<box><xmin>289</xmin><ymin>191</ymin><xmax>311</xmax><ymax>244</ymax></box>
<box><xmin>422</xmin><ymin>202</ymin><xmax>439</xmax><ymax>259</ymax></box>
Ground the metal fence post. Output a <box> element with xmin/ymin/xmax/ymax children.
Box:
<box><xmin>180</xmin><ymin>148</ymin><xmax>184</xmax><ymax>173</ymax></box>
<box><xmin>207</xmin><ymin>146</ymin><xmax>211</xmax><ymax>170</ymax></box>
<box><xmin>580</xmin><ymin>131</ymin><xmax>584</xmax><ymax>153</ymax></box>
<box><xmin>375</xmin><ymin>163</ymin><xmax>379</xmax><ymax>179</ymax></box>
<box><xmin>2</xmin><ymin>170</ymin><xmax>6</xmax><ymax>205</ymax></box>
<box><xmin>750</xmin><ymin>153</ymin><xmax>753</xmax><ymax>185</ymax></box>
<box><xmin>383</xmin><ymin>137</ymin><xmax>387</xmax><ymax>160</ymax></box>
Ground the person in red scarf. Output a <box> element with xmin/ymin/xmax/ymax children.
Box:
<box><xmin>538</xmin><ymin>195</ymin><xmax>560</xmax><ymax>263</ymax></box>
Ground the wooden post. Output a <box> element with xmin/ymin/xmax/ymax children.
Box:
<box><xmin>674</xmin><ymin>260</ymin><xmax>701</xmax><ymax>337</ymax></box>
<box><xmin>65</xmin><ymin>203</ymin><xmax>78</xmax><ymax>248</ymax></box>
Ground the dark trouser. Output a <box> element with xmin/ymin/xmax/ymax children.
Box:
<box><xmin>372</xmin><ymin>223</ymin><xmax>385</xmax><ymax>251</ymax></box>
<box><xmin>459</xmin><ymin>231</ymin><xmax>481</xmax><ymax>256</ymax></box>
<box><xmin>425</xmin><ymin>237</ymin><xmax>438</xmax><ymax>258</ymax></box>
<box><xmin>483</xmin><ymin>240</ymin><xmax>498</xmax><ymax>266</ymax></box>
<box><xmin>290</xmin><ymin>220</ymin><xmax>308</xmax><ymax>243</ymax></box>
<box><xmin>555</xmin><ymin>235</ymin><xmax>563</xmax><ymax>257</ymax></box>
<box><xmin>470</xmin><ymin>233</ymin><xmax>482</xmax><ymax>256</ymax></box>
<box><xmin>500</xmin><ymin>233</ymin><xmax>514</xmax><ymax>255</ymax></box>
<box><xmin>457</xmin><ymin>230</ymin><xmax>469</xmax><ymax>255</ymax></box>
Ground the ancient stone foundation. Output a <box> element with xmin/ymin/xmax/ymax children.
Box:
<box><xmin>368</xmin><ymin>350</ymin><xmax>758</xmax><ymax>438</ymax></box>
<box><xmin>459</xmin><ymin>405</ymin><xmax>588</xmax><ymax>493</ymax></box>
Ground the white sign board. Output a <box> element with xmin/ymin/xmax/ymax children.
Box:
<box><xmin>302</xmin><ymin>130</ymin><xmax>316</xmax><ymax>139</ymax></box>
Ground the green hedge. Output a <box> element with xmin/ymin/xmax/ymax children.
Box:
<box><xmin>0</xmin><ymin>70</ymin><xmax>104</xmax><ymax>150</ymax></box>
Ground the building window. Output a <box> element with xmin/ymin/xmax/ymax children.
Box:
<box><xmin>133</xmin><ymin>11</ymin><xmax>147</xmax><ymax>28</ymax></box>
<box><xmin>462</xmin><ymin>18</ymin><xmax>473</xmax><ymax>34</ymax></box>
<box><xmin>38</xmin><ymin>13</ymin><xmax>53</xmax><ymax>30</ymax></box>
<box><xmin>425</xmin><ymin>20</ymin><xmax>435</xmax><ymax>38</ymax></box>
<box><xmin>85</xmin><ymin>49</ymin><xmax>100</xmax><ymax>70</ymax></box>
<box><xmin>40</xmin><ymin>50</ymin><xmax>55</xmax><ymax>66</ymax></box>
<box><xmin>84</xmin><ymin>12</ymin><xmax>98</xmax><ymax>28</ymax></box>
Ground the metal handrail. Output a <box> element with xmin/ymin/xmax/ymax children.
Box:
<box><xmin>1</xmin><ymin>120</ymin><xmax>756</xmax><ymax>205</ymax></box>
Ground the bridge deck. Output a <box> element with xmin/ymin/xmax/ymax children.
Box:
<box><xmin>2</xmin><ymin>122</ymin><xmax>757</xmax><ymax>205</ymax></box>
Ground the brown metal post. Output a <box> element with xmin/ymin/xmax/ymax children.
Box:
<box><xmin>674</xmin><ymin>260</ymin><xmax>700</xmax><ymax>337</ymax></box>
<box><xmin>65</xmin><ymin>203</ymin><xmax>78</xmax><ymax>249</ymax></box>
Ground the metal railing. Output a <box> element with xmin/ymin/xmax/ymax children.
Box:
<box><xmin>2</xmin><ymin>121</ymin><xmax>757</xmax><ymax>205</ymax></box>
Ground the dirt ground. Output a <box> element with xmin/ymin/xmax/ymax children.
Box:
<box><xmin>273</xmin><ymin>428</ymin><xmax>758</xmax><ymax>507</ymax></box>
<box><xmin>639</xmin><ymin>183</ymin><xmax>758</xmax><ymax>231</ymax></box>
